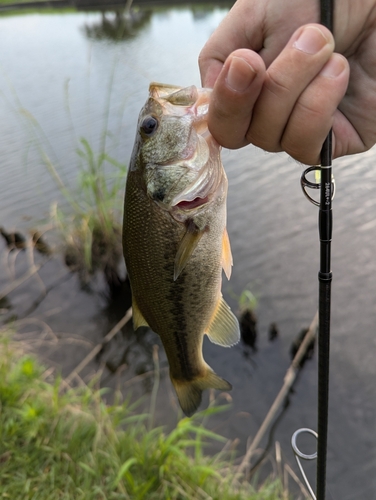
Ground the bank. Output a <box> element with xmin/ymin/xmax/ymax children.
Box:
<box><xmin>0</xmin><ymin>333</ymin><xmax>291</xmax><ymax>499</ymax></box>
<box><xmin>0</xmin><ymin>0</ymin><xmax>234</xmax><ymax>13</ymax></box>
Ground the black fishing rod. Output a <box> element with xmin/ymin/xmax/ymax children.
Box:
<box><xmin>293</xmin><ymin>0</ymin><xmax>334</xmax><ymax>499</ymax></box>
<box><xmin>316</xmin><ymin>3</ymin><xmax>334</xmax><ymax>499</ymax></box>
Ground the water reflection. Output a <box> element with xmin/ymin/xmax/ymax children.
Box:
<box><xmin>82</xmin><ymin>9</ymin><xmax>152</xmax><ymax>41</ymax></box>
<box><xmin>190</xmin><ymin>5</ymin><xmax>223</xmax><ymax>20</ymax></box>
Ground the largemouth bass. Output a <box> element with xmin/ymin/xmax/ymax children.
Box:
<box><xmin>123</xmin><ymin>83</ymin><xmax>240</xmax><ymax>416</ymax></box>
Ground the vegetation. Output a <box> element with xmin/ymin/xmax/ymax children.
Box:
<box><xmin>0</xmin><ymin>332</ymin><xmax>291</xmax><ymax>500</ymax></box>
<box><xmin>238</xmin><ymin>289</ymin><xmax>258</xmax><ymax>314</ymax></box>
<box><xmin>235</xmin><ymin>288</ymin><xmax>258</xmax><ymax>350</ymax></box>
<box><xmin>21</xmin><ymin>94</ymin><xmax>127</xmax><ymax>287</ymax></box>
<box><xmin>48</xmin><ymin>136</ymin><xmax>126</xmax><ymax>286</ymax></box>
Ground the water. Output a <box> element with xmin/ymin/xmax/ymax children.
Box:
<box><xmin>1</xmin><ymin>7</ymin><xmax>376</xmax><ymax>499</ymax></box>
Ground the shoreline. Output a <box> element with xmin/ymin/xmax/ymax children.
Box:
<box><xmin>0</xmin><ymin>0</ymin><xmax>234</xmax><ymax>13</ymax></box>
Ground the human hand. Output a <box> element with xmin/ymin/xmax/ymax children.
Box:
<box><xmin>199</xmin><ymin>0</ymin><xmax>376</xmax><ymax>165</ymax></box>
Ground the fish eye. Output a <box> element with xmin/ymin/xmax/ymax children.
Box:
<box><xmin>140</xmin><ymin>115</ymin><xmax>159</xmax><ymax>136</ymax></box>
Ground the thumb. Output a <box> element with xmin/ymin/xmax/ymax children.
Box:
<box><xmin>207</xmin><ymin>49</ymin><xmax>266</xmax><ymax>149</ymax></box>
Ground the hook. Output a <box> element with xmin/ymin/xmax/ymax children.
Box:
<box><xmin>301</xmin><ymin>166</ymin><xmax>336</xmax><ymax>206</ymax></box>
<box><xmin>291</xmin><ymin>428</ymin><xmax>318</xmax><ymax>499</ymax></box>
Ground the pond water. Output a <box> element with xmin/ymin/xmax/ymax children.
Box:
<box><xmin>1</xmin><ymin>6</ymin><xmax>376</xmax><ymax>499</ymax></box>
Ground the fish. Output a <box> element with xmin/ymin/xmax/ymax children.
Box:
<box><xmin>122</xmin><ymin>82</ymin><xmax>240</xmax><ymax>417</ymax></box>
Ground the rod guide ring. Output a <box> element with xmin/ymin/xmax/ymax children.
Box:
<box><xmin>301</xmin><ymin>166</ymin><xmax>336</xmax><ymax>207</ymax></box>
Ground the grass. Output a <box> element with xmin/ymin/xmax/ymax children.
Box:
<box><xmin>48</xmin><ymin>136</ymin><xmax>126</xmax><ymax>285</ymax></box>
<box><xmin>238</xmin><ymin>289</ymin><xmax>258</xmax><ymax>314</ymax></box>
<box><xmin>0</xmin><ymin>332</ymin><xmax>292</xmax><ymax>500</ymax></box>
<box><xmin>19</xmin><ymin>80</ymin><xmax>127</xmax><ymax>286</ymax></box>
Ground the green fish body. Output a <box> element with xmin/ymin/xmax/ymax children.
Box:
<box><xmin>123</xmin><ymin>83</ymin><xmax>239</xmax><ymax>416</ymax></box>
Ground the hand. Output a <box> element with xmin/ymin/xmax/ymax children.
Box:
<box><xmin>199</xmin><ymin>0</ymin><xmax>376</xmax><ymax>165</ymax></box>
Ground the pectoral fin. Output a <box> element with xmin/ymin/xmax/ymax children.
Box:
<box><xmin>132</xmin><ymin>297</ymin><xmax>149</xmax><ymax>330</ymax></box>
<box><xmin>221</xmin><ymin>228</ymin><xmax>233</xmax><ymax>280</ymax></box>
<box><xmin>174</xmin><ymin>221</ymin><xmax>204</xmax><ymax>281</ymax></box>
<box><xmin>206</xmin><ymin>295</ymin><xmax>240</xmax><ymax>347</ymax></box>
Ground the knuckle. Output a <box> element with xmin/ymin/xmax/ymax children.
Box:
<box><xmin>295</xmin><ymin>97</ymin><xmax>327</xmax><ymax>119</ymax></box>
<box><xmin>263</xmin><ymin>71</ymin><xmax>291</xmax><ymax>99</ymax></box>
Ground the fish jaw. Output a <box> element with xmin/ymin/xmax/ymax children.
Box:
<box><xmin>168</xmin><ymin>134</ymin><xmax>225</xmax><ymax>224</ymax></box>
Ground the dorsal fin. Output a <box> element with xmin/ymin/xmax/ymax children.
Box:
<box><xmin>206</xmin><ymin>295</ymin><xmax>240</xmax><ymax>347</ymax></box>
<box><xmin>174</xmin><ymin>221</ymin><xmax>204</xmax><ymax>281</ymax></box>
<box><xmin>221</xmin><ymin>228</ymin><xmax>233</xmax><ymax>280</ymax></box>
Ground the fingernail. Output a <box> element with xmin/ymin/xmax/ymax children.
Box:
<box><xmin>226</xmin><ymin>56</ymin><xmax>256</xmax><ymax>92</ymax></box>
<box><xmin>320</xmin><ymin>56</ymin><xmax>347</xmax><ymax>78</ymax></box>
<box><xmin>293</xmin><ymin>26</ymin><xmax>329</xmax><ymax>54</ymax></box>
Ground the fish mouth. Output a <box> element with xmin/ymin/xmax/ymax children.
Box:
<box><xmin>175</xmin><ymin>196</ymin><xmax>209</xmax><ymax>210</ymax></box>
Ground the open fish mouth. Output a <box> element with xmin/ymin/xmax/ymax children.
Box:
<box><xmin>169</xmin><ymin>153</ymin><xmax>222</xmax><ymax>213</ymax></box>
<box><xmin>175</xmin><ymin>196</ymin><xmax>209</xmax><ymax>210</ymax></box>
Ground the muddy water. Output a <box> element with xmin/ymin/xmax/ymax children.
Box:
<box><xmin>1</xmin><ymin>7</ymin><xmax>376</xmax><ymax>499</ymax></box>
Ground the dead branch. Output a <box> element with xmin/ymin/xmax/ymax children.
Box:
<box><xmin>234</xmin><ymin>311</ymin><xmax>319</xmax><ymax>480</ymax></box>
<box><xmin>64</xmin><ymin>307</ymin><xmax>132</xmax><ymax>386</ymax></box>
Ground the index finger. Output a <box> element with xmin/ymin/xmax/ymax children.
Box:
<box><xmin>199</xmin><ymin>0</ymin><xmax>319</xmax><ymax>87</ymax></box>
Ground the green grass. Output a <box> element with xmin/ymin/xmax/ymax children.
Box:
<box><xmin>19</xmin><ymin>91</ymin><xmax>127</xmax><ymax>285</ymax></box>
<box><xmin>48</xmin><ymin>136</ymin><xmax>126</xmax><ymax>284</ymax></box>
<box><xmin>0</xmin><ymin>333</ymin><xmax>291</xmax><ymax>500</ymax></box>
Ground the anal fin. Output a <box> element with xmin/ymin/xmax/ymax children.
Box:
<box><xmin>132</xmin><ymin>297</ymin><xmax>149</xmax><ymax>330</ymax></box>
<box><xmin>206</xmin><ymin>295</ymin><xmax>240</xmax><ymax>347</ymax></box>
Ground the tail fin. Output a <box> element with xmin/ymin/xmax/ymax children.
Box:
<box><xmin>171</xmin><ymin>368</ymin><xmax>232</xmax><ymax>417</ymax></box>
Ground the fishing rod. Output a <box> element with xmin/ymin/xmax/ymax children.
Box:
<box><xmin>292</xmin><ymin>0</ymin><xmax>334</xmax><ymax>499</ymax></box>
